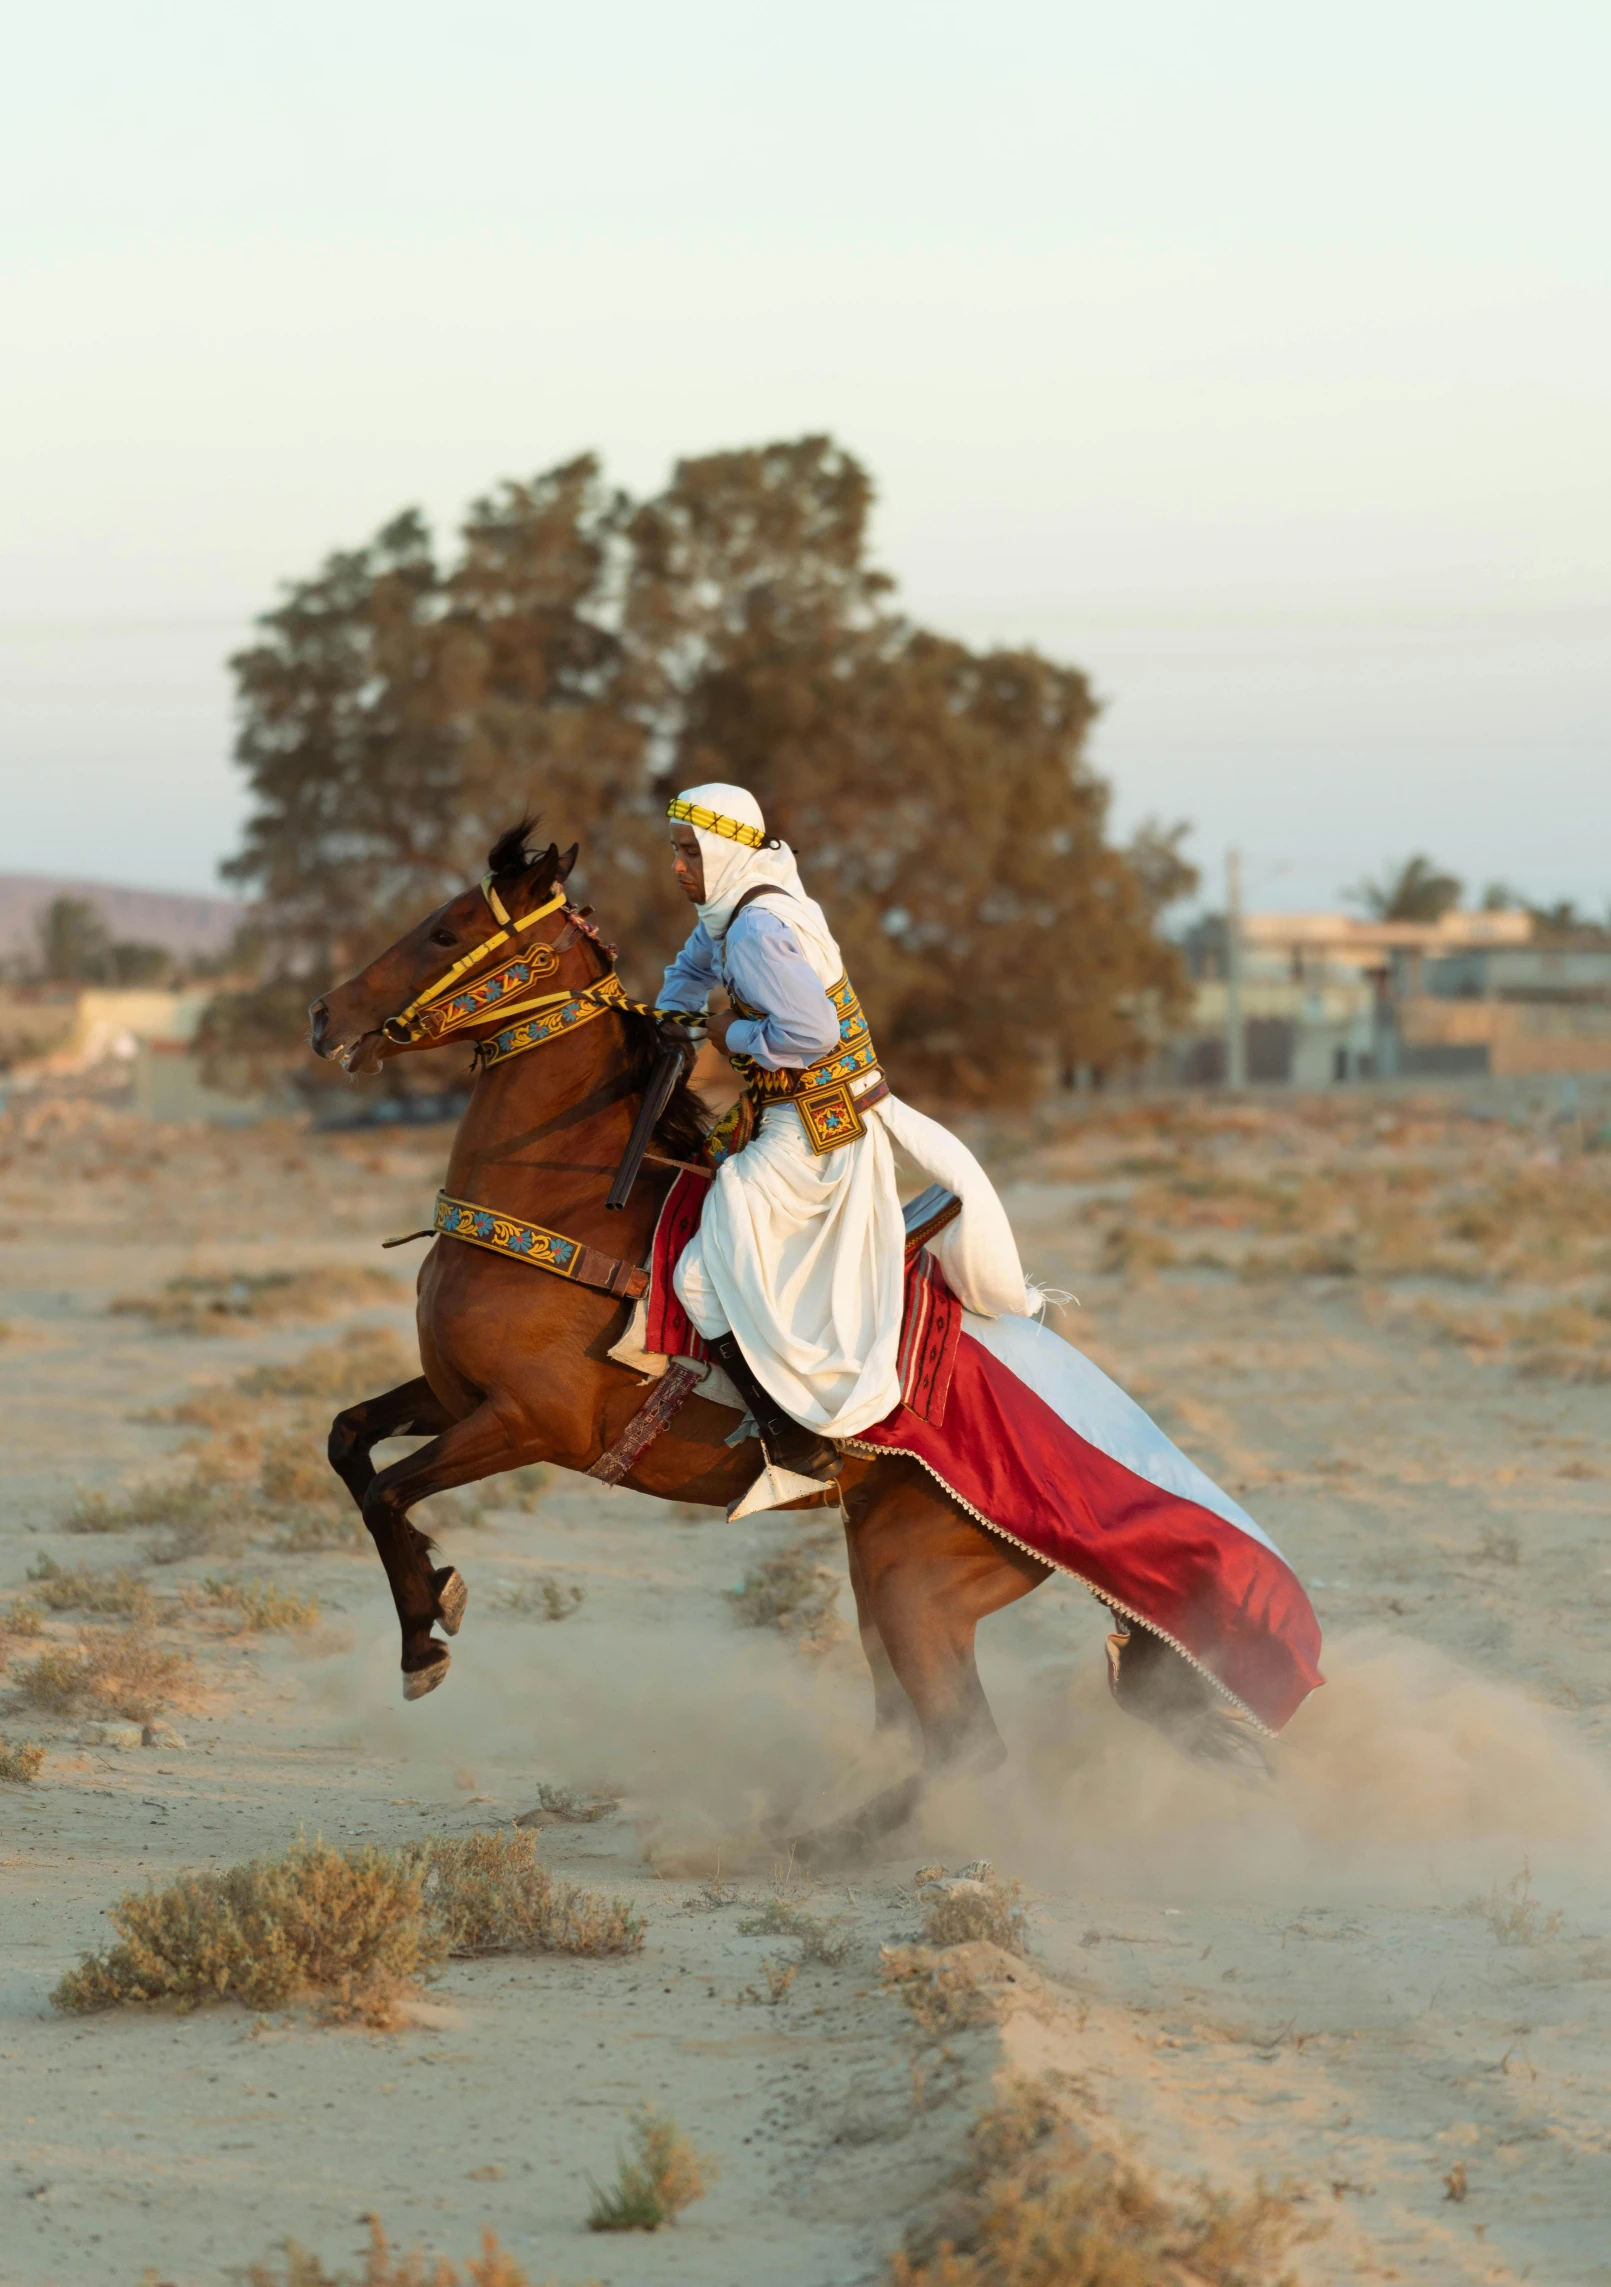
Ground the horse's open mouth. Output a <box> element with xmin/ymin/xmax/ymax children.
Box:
<box><xmin>314</xmin><ymin>1029</ymin><xmax>386</xmax><ymax>1078</ymax></box>
<box><xmin>339</xmin><ymin>1032</ymin><xmax>387</xmax><ymax>1078</ymax></box>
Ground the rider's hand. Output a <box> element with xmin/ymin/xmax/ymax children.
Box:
<box><xmin>705</xmin><ymin>1006</ymin><xmax>737</xmax><ymax>1055</ymax></box>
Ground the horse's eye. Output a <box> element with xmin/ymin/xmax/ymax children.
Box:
<box><xmin>430</xmin><ymin>929</ymin><xmax>457</xmax><ymax>947</ymax></box>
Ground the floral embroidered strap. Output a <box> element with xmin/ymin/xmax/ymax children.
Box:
<box><xmin>430</xmin><ymin>1191</ymin><xmax>648</xmax><ymax>1299</ymax></box>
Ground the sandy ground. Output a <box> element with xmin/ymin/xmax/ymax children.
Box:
<box><xmin>3</xmin><ymin>1088</ymin><xmax>1610</xmax><ymax>2285</ymax></box>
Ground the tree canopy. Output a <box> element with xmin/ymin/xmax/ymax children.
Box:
<box><xmin>1348</xmin><ymin>855</ymin><xmax>1464</xmax><ymax>924</ymax></box>
<box><xmin>218</xmin><ymin>436</ymin><xmax>1193</xmax><ymax>1098</ymax></box>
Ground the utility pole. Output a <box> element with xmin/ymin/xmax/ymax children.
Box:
<box><xmin>1225</xmin><ymin>847</ymin><xmax>1246</xmax><ymax>1089</ymax></box>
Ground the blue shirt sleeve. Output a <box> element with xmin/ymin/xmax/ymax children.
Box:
<box><xmin>658</xmin><ymin>923</ymin><xmax>720</xmax><ymax>1012</ymax></box>
<box><xmin>722</xmin><ymin>908</ymin><xmax>841</xmax><ymax>1070</ymax></box>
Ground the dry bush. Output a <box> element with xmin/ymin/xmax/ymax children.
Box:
<box><xmin>110</xmin><ymin>1264</ymin><xmax>399</xmax><ymax>1336</ymax></box>
<box><xmin>891</xmin><ymin>2076</ymin><xmax>1309</xmax><ymax>2286</ymax></box>
<box><xmin>525</xmin><ymin>1783</ymin><xmax>620</xmax><ymax>1823</ymax></box>
<box><xmin>737</xmin><ymin>1896</ymin><xmax>849</xmax><ymax>1965</ymax></box>
<box><xmin>16</xmin><ymin>1628</ymin><xmax>194</xmax><ymax>1722</ymax></box>
<box><xmin>413</xmin><ymin>1832</ymin><xmax>644</xmax><ymax>1958</ymax></box>
<box><xmin>880</xmin><ymin>1945</ymin><xmax>999</xmax><ymax>2037</ymax></box>
<box><xmin>921</xmin><ymin>1878</ymin><xmax>1029</xmax><ymax>1957</ymax></box>
<box><xmin>260</xmin><ymin>1433</ymin><xmax>343</xmax><ymax>1508</ymax></box>
<box><xmin>26</xmin><ymin>1555</ymin><xmax>155</xmax><ymax>1622</ymax></box>
<box><xmin>1099</xmin><ymin>1225</ymin><xmax>1179</xmax><ymax>1274</ymax></box>
<box><xmin>586</xmin><ymin>2107</ymin><xmax>715</xmax><ymax>2232</ymax></box>
<box><xmin>490</xmin><ymin>1575</ymin><xmax>584</xmax><ymax>1621</ymax></box>
<box><xmin>54</xmin><ymin>1838</ymin><xmax>446</xmax><ymax>2028</ymax></box>
<box><xmin>0</xmin><ymin>1738</ymin><xmax>46</xmax><ymax>1784</ymax></box>
<box><xmin>201</xmin><ymin>1575</ymin><xmax>321</xmax><ymax>1631</ymax></box>
<box><xmin>726</xmin><ymin>1537</ymin><xmax>842</xmax><ymax>1649</ymax></box>
<box><xmin>4</xmin><ymin>1598</ymin><xmax>45</xmax><ymax>1636</ymax></box>
<box><xmin>244</xmin><ymin>2216</ymin><xmax>594</xmax><ymax>2285</ymax></box>
<box><xmin>739</xmin><ymin>1957</ymin><xmax>798</xmax><ymax>2006</ymax></box>
<box><xmin>1465</xmin><ymin>1862</ymin><xmax>1566</xmax><ymax>1946</ymax></box>
<box><xmin>67</xmin><ymin>1470</ymin><xmax>223</xmax><ymax>1538</ymax></box>
<box><xmin>238</xmin><ymin>1325</ymin><xmax>415</xmax><ymax>1402</ymax></box>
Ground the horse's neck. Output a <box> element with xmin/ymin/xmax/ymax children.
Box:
<box><xmin>440</xmin><ymin>1026</ymin><xmax>647</xmax><ymax>1242</ymax></box>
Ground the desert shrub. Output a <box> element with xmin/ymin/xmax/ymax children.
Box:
<box><xmin>109</xmin><ymin>1264</ymin><xmax>399</xmax><ymax>1336</ymax></box>
<box><xmin>587</xmin><ymin>2108</ymin><xmax>714</xmax><ymax>2232</ymax></box>
<box><xmin>203</xmin><ymin>1576</ymin><xmax>320</xmax><ymax>1631</ymax></box>
<box><xmin>4</xmin><ymin>1598</ymin><xmax>45</xmax><ymax>1636</ymax></box>
<box><xmin>244</xmin><ymin>2217</ymin><xmax>591</xmax><ymax>2285</ymax></box>
<box><xmin>1464</xmin><ymin>1862</ymin><xmax>1566</xmax><ymax>1946</ymax></box>
<box><xmin>0</xmin><ymin>1738</ymin><xmax>46</xmax><ymax>1784</ymax></box>
<box><xmin>880</xmin><ymin>1946</ymin><xmax>1000</xmax><ymax>2037</ymax></box>
<box><xmin>260</xmin><ymin>1433</ymin><xmax>342</xmax><ymax>1508</ymax></box>
<box><xmin>238</xmin><ymin>1325</ymin><xmax>414</xmax><ymax>1401</ymax></box>
<box><xmin>54</xmin><ymin>1838</ymin><xmax>445</xmax><ymax>2028</ymax></box>
<box><xmin>891</xmin><ymin>2077</ymin><xmax>1307</xmax><ymax>2286</ymax></box>
<box><xmin>737</xmin><ymin>1897</ymin><xmax>849</xmax><ymax>1965</ymax></box>
<box><xmin>524</xmin><ymin>1783</ymin><xmax>621</xmax><ymax>1823</ymax></box>
<box><xmin>413</xmin><ymin>1832</ymin><xmax>644</xmax><ymax>1958</ymax></box>
<box><xmin>27</xmin><ymin>1556</ymin><xmax>155</xmax><ymax>1622</ymax></box>
<box><xmin>726</xmin><ymin>1538</ymin><xmax>842</xmax><ymax>1649</ymax></box>
<box><xmin>1098</xmin><ymin>1225</ymin><xmax>1178</xmax><ymax>1274</ymax></box>
<box><xmin>921</xmin><ymin>1878</ymin><xmax>1029</xmax><ymax>1957</ymax></box>
<box><xmin>16</xmin><ymin>1628</ymin><xmax>193</xmax><ymax>1722</ymax></box>
<box><xmin>67</xmin><ymin>1471</ymin><xmax>223</xmax><ymax>1538</ymax></box>
<box><xmin>490</xmin><ymin>1575</ymin><xmax>584</xmax><ymax>1621</ymax></box>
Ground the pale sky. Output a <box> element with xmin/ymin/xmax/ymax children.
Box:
<box><xmin>2</xmin><ymin>0</ymin><xmax>1607</xmax><ymax>916</ymax></box>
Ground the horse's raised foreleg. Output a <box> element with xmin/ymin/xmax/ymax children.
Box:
<box><xmin>359</xmin><ymin>1398</ymin><xmax>551</xmax><ymax>1697</ymax></box>
<box><xmin>328</xmin><ymin>1377</ymin><xmax>455</xmax><ymax>1508</ymax></box>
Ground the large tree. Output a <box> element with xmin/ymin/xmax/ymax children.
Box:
<box><xmin>215</xmin><ymin>436</ymin><xmax>1192</xmax><ymax>1097</ymax></box>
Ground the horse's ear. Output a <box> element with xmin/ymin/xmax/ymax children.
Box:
<box><xmin>556</xmin><ymin>843</ymin><xmax>579</xmax><ymax>884</ymax></box>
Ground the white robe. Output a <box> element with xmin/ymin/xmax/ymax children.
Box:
<box><xmin>673</xmin><ymin>896</ymin><xmax>1029</xmax><ymax>1440</ymax></box>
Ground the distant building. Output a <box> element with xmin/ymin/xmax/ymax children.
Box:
<box><xmin>1165</xmin><ymin>909</ymin><xmax>1611</xmax><ymax>1085</ymax></box>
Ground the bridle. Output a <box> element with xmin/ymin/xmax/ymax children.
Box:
<box><xmin>377</xmin><ymin>871</ymin><xmax>691</xmax><ymax>1076</ymax></box>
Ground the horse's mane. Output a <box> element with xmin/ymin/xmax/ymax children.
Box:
<box><xmin>485</xmin><ymin>820</ymin><xmax>710</xmax><ymax>1164</ymax></box>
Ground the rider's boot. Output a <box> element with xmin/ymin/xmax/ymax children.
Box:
<box><xmin>711</xmin><ymin>1335</ymin><xmax>841</xmax><ymax>1520</ymax></box>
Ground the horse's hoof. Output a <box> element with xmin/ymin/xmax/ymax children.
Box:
<box><xmin>402</xmin><ymin>1649</ymin><xmax>451</xmax><ymax>1701</ymax></box>
<box><xmin>788</xmin><ymin>1773</ymin><xmax>925</xmax><ymax>1867</ymax></box>
<box><xmin>433</xmin><ymin>1566</ymin><xmax>468</xmax><ymax>1637</ymax></box>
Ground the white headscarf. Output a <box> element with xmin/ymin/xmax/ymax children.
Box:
<box><xmin>672</xmin><ymin>780</ymin><xmax>841</xmax><ymax>982</ymax></box>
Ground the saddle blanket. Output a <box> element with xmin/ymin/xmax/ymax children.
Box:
<box><xmin>623</xmin><ymin>1169</ymin><xmax>1322</xmax><ymax>1733</ymax></box>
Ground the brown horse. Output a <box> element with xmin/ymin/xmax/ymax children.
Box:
<box><xmin>309</xmin><ymin>824</ymin><xmax>1211</xmax><ymax>1848</ymax></box>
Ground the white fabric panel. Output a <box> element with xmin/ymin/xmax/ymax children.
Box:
<box><xmin>675</xmin><ymin>1099</ymin><xmax>907</xmax><ymax>1437</ymax></box>
<box><xmin>960</xmin><ymin>1311</ymin><xmax>1285</xmax><ymax>1560</ymax></box>
<box><xmin>874</xmin><ymin>1097</ymin><xmax>1030</xmax><ymax>1322</ymax></box>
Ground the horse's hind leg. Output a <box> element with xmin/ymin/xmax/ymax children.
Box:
<box><xmin>855</xmin><ymin>1471</ymin><xmax>1048</xmax><ymax>1777</ymax></box>
<box><xmin>843</xmin><ymin>1515</ymin><xmax>920</xmax><ymax>1748</ymax></box>
<box><xmin>800</xmin><ymin>1466</ymin><xmax>1049</xmax><ymax>1861</ymax></box>
<box><xmin>360</xmin><ymin>1399</ymin><xmax>545</xmax><ymax>1698</ymax></box>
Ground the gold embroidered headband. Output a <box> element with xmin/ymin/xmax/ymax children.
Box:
<box><xmin>667</xmin><ymin>797</ymin><xmax>766</xmax><ymax>849</ymax></box>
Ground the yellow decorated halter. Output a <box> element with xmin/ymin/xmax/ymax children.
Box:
<box><xmin>382</xmin><ymin>876</ymin><xmax>571</xmax><ymax>1044</ymax></box>
<box><xmin>379</xmin><ymin>869</ymin><xmax>693</xmax><ymax>1074</ymax></box>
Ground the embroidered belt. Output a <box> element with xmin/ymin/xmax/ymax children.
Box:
<box><xmin>730</xmin><ymin>975</ymin><xmax>888</xmax><ymax>1155</ymax></box>
<box><xmin>431</xmin><ymin>1190</ymin><xmax>648</xmax><ymax>1299</ymax></box>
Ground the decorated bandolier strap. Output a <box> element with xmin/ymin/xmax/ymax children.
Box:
<box><xmin>432</xmin><ymin>1191</ymin><xmax>648</xmax><ymax>1299</ymax></box>
<box><xmin>728</xmin><ymin>974</ymin><xmax>889</xmax><ymax>1155</ymax></box>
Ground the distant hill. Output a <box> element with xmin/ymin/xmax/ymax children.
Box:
<box><xmin>0</xmin><ymin>875</ymin><xmax>245</xmax><ymax>960</ymax></box>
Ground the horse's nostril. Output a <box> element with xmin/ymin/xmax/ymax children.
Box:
<box><xmin>309</xmin><ymin>999</ymin><xmax>331</xmax><ymax>1051</ymax></box>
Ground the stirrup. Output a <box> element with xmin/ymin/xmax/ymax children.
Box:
<box><xmin>728</xmin><ymin>1461</ymin><xmax>839</xmax><ymax>1522</ymax></box>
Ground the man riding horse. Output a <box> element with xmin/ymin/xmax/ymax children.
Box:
<box><xmin>658</xmin><ymin>780</ymin><xmax>1031</xmax><ymax>1520</ymax></box>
